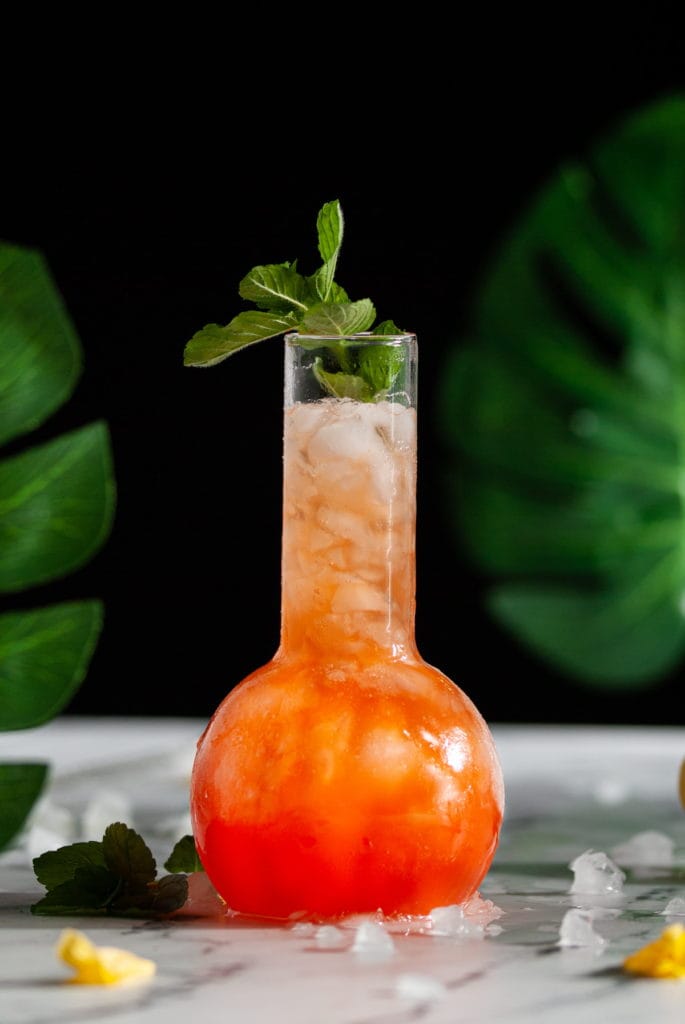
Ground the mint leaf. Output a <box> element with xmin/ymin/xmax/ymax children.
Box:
<box><xmin>164</xmin><ymin>834</ymin><xmax>204</xmax><ymax>873</ymax></box>
<box><xmin>358</xmin><ymin>345</ymin><xmax>404</xmax><ymax>394</ymax></box>
<box><xmin>309</xmin><ymin>278</ymin><xmax>349</xmax><ymax>304</ymax></box>
<box><xmin>328</xmin><ymin>281</ymin><xmax>350</xmax><ymax>303</ymax></box>
<box><xmin>102</xmin><ymin>822</ymin><xmax>156</xmax><ymax>887</ymax></box>
<box><xmin>313</xmin><ymin>359</ymin><xmax>373</xmax><ymax>401</ymax></box>
<box><xmin>147</xmin><ymin>874</ymin><xmax>189</xmax><ymax>915</ymax></box>
<box><xmin>374</xmin><ymin>320</ymin><xmax>404</xmax><ymax>335</ymax></box>
<box><xmin>184</xmin><ymin>310</ymin><xmax>301</xmax><ymax>367</ymax></box>
<box><xmin>314</xmin><ymin>200</ymin><xmax>344</xmax><ymax>301</ymax></box>
<box><xmin>301</xmin><ymin>299</ymin><xmax>376</xmax><ymax>336</ymax></box>
<box><xmin>238</xmin><ymin>263</ymin><xmax>311</xmax><ymax>313</ymax></box>
<box><xmin>33</xmin><ymin>841</ymin><xmax>105</xmax><ymax>890</ymax></box>
<box><xmin>31</xmin><ymin>865</ymin><xmax>120</xmax><ymax>915</ymax></box>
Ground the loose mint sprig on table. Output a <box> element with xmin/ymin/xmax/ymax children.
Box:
<box><xmin>31</xmin><ymin>825</ymin><xmax>201</xmax><ymax>918</ymax></box>
<box><xmin>184</xmin><ymin>200</ymin><xmax>406</xmax><ymax>400</ymax></box>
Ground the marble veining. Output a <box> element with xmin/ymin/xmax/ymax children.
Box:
<box><xmin>1</xmin><ymin>720</ymin><xmax>684</xmax><ymax>1023</ymax></box>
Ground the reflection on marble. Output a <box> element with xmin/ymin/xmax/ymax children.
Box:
<box><xmin>1</xmin><ymin>720</ymin><xmax>684</xmax><ymax>1022</ymax></box>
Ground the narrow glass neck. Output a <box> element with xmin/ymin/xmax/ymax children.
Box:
<box><xmin>280</xmin><ymin>333</ymin><xmax>418</xmax><ymax>660</ymax></box>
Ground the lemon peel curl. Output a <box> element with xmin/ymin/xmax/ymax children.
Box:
<box><xmin>623</xmin><ymin>924</ymin><xmax>685</xmax><ymax>979</ymax></box>
<box><xmin>57</xmin><ymin>928</ymin><xmax>156</xmax><ymax>985</ymax></box>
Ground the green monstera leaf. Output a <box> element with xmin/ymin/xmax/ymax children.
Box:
<box><xmin>0</xmin><ymin>242</ymin><xmax>115</xmax><ymax>849</ymax></box>
<box><xmin>439</xmin><ymin>96</ymin><xmax>685</xmax><ymax>689</ymax></box>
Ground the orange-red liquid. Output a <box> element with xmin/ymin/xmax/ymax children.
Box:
<box><xmin>191</xmin><ymin>654</ymin><xmax>503</xmax><ymax>919</ymax></box>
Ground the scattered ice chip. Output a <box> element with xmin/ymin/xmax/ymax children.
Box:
<box><xmin>429</xmin><ymin>905</ymin><xmax>484</xmax><ymax>938</ymax></box>
<box><xmin>569</xmin><ymin>850</ymin><xmax>625</xmax><ymax>895</ymax></box>
<box><xmin>351</xmin><ymin>920</ymin><xmax>395</xmax><ymax>959</ymax></box>
<box><xmin>315</xmin><ymin>925</ymin><xmax>346</xmax><ymax>949</ymax></box>
<box><xmin>395</xmin><ymin>973</ymin><xmax>447</xmax><ymax>1001</ymax></box>
<box><xmin>382</xmin><ymin>914</ymin><xmax>430</xmax><ymax>936</ymax></box>
<box><xmin>427</xmin><ymin>894</ymin><xmax>504</xmax><ymax>938</ymax></box>
<box><xmin>290</xmin><ymin>922</ymin><xmax>316</xmax><ymax>937</ymax></box>
<box><xmin>593</xmin><ymin>778</ymin><xmax>630</xmax><ymax>806</ymax></box>
<box><xmin>558</xmin><ymin>909</ymin><xmax>606</xmax><ymax>949</ymax></box>
<box><xmin>610</xmin><ymin>831</ymin><xmax>674</xmax><ymax>868</ymax></box>
<box><xmin>82</xmin><ymin>790</ymin><xmax>132</xmax><ymax>841</ymax></box>
<box><xmin>461</xmin><ymin>892</ymin><xmax>504</xmax><ymax>926</ymax></box>
<box><xmin>662</xmin><ymin>897</ymin><xmax>685</xmax><ymax>917</ymax></box>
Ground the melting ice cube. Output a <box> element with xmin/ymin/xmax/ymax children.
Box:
<box><xmin>569</xmin><ymin>850</ymin><xmax>625</xmax><ymax>895</ymax></box>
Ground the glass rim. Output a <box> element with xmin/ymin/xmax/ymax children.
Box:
<box><xmin>285</xmin><ymin>330</ymin><xmax>416</xmax><ymax>346</ymax></box>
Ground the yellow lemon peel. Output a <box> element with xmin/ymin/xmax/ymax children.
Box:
<box><xmin>623</xmin><ymin>924</ymin><xmax>685</xmax><ymax>979</ymax></box>
<box><xmin>57</xmin><ymin>928</ymin><xmax>156</xmax><ymax>985</ymax></box>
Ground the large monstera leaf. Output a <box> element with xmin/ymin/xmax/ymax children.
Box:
<box><xmin>0</xmin><ymin>242</ymin><xmax>115</xmax><ymax>849</ymax></box>
<box><xmin>439</xmin><ymin>96</ymin><xmax>685</xmax><ymax>689</ymax></box>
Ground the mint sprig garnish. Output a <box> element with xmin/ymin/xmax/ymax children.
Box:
<box><xmin>31</xmin><ymin>823</ymin><xmax>190</xmax><ymax>918</ymax></box>
<box><xmin>184</xmin><ymin>200</ymin><xmax>408</xmax><ymax>400</ymax></box>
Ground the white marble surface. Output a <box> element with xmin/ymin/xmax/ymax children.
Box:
<box><xmin>1</xmin><ymin>719</ymin><xmax>684</xmax><ymax>1022</ymax></box>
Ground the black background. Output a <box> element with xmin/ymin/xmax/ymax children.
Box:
<box><xmin>3</xmin><ymin>36</ymin><xmax>683</xmax><ymax>725</ymax></box>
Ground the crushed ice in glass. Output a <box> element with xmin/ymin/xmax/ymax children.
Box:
<box><xmin>569</xmin><ymin>850</ymin><xmax>625</xmax><ymax>895</ymax></box>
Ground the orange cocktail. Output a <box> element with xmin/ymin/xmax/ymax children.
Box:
<box><xmin>190</xmin><ymin>334</ymin><xmax>504</xmax><ymax>920</ymax></box>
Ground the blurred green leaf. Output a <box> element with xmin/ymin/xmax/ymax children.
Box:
<box><xmin>0</xmin><ymin>240</ymin><xmax>114</xmax><ymax>850</ymax></box>
<box><xmin>0</xmin><ymin>244</ymin><xmax>81</xmax><ymax>447</ymax></box>
<box><xmin>0</xmin><ymin>602</ymin><xmax>104</xmax><ymax>729</ymax></box>
<box><xmin>0</xmin><ymin>764</ymin><xmax>48</xmax><ymax>850</ymax></box>
<box><xmin>439</xmin><ymin>96</ymin><xmax>685</xmax><ymax>687</ymax></box>
<box><xmin>0</xmin><ymin>423</ymin><xmax>114</xmax><ymax>592</ymax></box>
